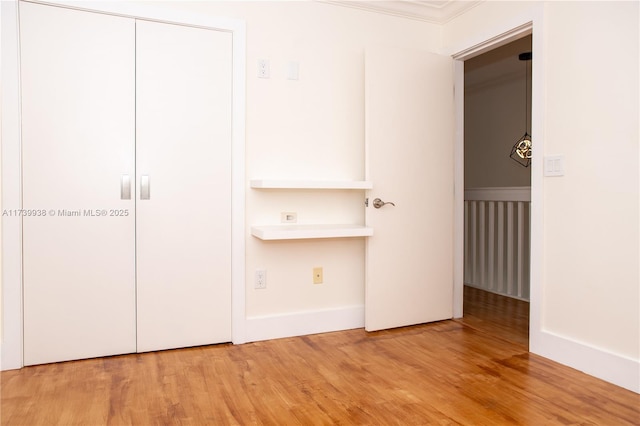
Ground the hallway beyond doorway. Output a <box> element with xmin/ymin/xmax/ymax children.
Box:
<box><xmin>461</xmin><ymin>285</ymin><xmax>529</xmax><ymax>348</ymax></box>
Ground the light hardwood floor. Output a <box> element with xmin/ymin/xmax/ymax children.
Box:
<box><xmin>2</xmin><ymin>287</ymin><xmax>638</xmax><ymax>425</ymax></box>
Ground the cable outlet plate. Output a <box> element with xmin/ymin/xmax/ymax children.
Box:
<box><xmin>313</xmin><ymin>267</ymin><xmax>323</xmax><ymax>284</ymax></box>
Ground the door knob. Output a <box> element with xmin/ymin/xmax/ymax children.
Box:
<box><xmin>373</xmin><ymin>198</ymin><xmax>395</xmax><ymax>209</ymax></box>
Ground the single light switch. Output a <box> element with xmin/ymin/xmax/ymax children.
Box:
<box><xmin>287</xmin><ymin>61</ymin><xmax>299</xmax><ymax>80</ymax></box>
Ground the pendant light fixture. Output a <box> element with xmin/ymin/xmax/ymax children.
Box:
<box><xmin>510</xmin><ymin>51</ymin><xmax>532</xmax><ymax>167</ymax></box>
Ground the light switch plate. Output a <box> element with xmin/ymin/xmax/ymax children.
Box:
<box><xmin>544</xmin><ymin>155</ymin><xmax>565</xmax><ymax>176</ymax></box>
<box><xmin>287</xmin><ymin>61</ymin><xmax>299</xmax><ymax>80</ymax></box>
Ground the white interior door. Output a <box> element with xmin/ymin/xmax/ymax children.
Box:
<box><xmin>365</xmin><ymin>47</ymin><xmax>454</xmax><ymax>331</ymax></box>
<box><xmin>21</xmin><ymin>3</ymin><xmax>136</xmax><ymax>365</ymax></box>
<box><xmin>135</xmin><ymin>20</ymin><xmax>233</xmax><ymax>352</ymax></box>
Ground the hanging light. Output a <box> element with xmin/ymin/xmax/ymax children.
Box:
<box><xmin>510</xmin><ymin>51</ymin><xmax>532</xmax><ymax>167</ymax></box>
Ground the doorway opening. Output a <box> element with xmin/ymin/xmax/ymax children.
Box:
<box><xmin>461</xmin><ymin>35</ymin><xmax>532</xmax><ymax>347</ymax></box>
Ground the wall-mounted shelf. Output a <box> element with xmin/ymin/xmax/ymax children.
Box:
<box><xmin>251</xmin><ymin>178</ymin><xmax>371</xmax><ymax>241</ymax></box>
<box><xmin>251</xmin><ymin>224</ymin><xmax>373</xmax><ymax>240</ymax></box>
<box><xmin>250</xmin><ymin>179</ymin><xmax>372</xmax><ymax>190</ymax></box>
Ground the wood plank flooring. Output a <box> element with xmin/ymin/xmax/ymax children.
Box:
<box><xmin>462</xmin><ymin>285</ymin><xmax>529</xmax><ymax>349</ymax></box>
<box><xmin>2</xmin><ymin>287</ymin><xmax>638</xmax><ymax>425</ymax></box>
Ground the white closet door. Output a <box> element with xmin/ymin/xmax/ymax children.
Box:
<box><xmin>135</xmin><ymin>20</ymin><xmax>233</xmax><ymax>352</ymax></box>
<box><xmin>20</xmin><ymin>3</ymin><xmax>136</xmax><ymax>365</ymax></box>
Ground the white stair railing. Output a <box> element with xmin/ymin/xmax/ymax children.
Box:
<box><xmin>464</xmin><ymin>187</ymin><xmax>531</xmax><ymax>301</ymax></box>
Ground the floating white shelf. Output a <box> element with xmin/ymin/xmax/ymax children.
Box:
<box><xmin>251</xmin><ymin>224</ymin><xmax>373</xmax><ymax>240</ymax></box>
<box><xmin>250</xmin><ymin>179</ymin><xmax>372</xmax><ymax>190</ymax></box>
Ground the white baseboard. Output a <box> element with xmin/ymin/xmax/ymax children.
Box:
<box><xmin>0</xmin><ymin>343</ymin><xmax>23</xmax><ymax>371</ymax></box>
<box><xmin>532</xmin><ymin>329</ymin><xmax>639</xmax><ymax>393</ymax></box>
<box><xmin>245</xmin><ymin>305</ymin><xmax>364</xmax><ymax>343</ymax></box>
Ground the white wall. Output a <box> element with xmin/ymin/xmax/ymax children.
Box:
<box><xmin>154</xmin><ymin>1</ymin><xmax>443</xmax><ymax>334</ymax></box>
<box><xmin>1</xmin><ymin>0</ymin><xmax>444</xmax><ymax>365</ymax></box>
<box><xmin>3</xmin><ymin>0</ymin><xmax>638</xmax><ymax>393</ymax></box>
<box><xmin>445</xmin><ymin>1</ymin><xmax>639</xmax><ymax>392</ymax></box>
<box><xmin>542</xmin><ymin>0</ymin><xmax>638</xmax><ymax>359</ymax></box>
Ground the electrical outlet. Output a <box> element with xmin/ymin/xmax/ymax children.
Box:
<box><xmin>257</xmin><ymin>59</ymin><xmax>270</xmax><ymax>79</ymax></box>
<box><xmin>280</xmin><ymin>212</ymin><xmax>297</xmax><ymax>223</ymax></box>
<box><xmin>313</xmin><ymin>267</ymin><xmax>323</xmax><ymax>284</ymax></box>
<box><xmin>255</xmin><ymin>269</ymin><xmax>266</xmax><ymax>289</ymax></box>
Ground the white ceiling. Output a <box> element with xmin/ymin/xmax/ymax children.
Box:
<box><xmin>320</xmin><ymin>0</ymin><xmax>482</xmax><ymax>24</ymax></box>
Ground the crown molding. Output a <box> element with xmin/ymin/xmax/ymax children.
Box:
<box><xmin>319</xmin><ymin>0</ymin><xmax>482</xmax><ymax>24</ymax></box>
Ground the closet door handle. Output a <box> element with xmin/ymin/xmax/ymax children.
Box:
<box><xmin>140</xmin><ymin>175</ymin><xmax>150</xmax><ymax>200</ymax></box>
<box><xmin>121</xmin><ymin>175</ymin><xmax>131</xmax><ymax>200</ymax></box>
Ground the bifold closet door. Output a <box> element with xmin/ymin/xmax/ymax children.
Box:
<box><xmin>21</xmin><ymin>3</ymin><xmax>136</xmax><ymax>365</ymax></box>
<box><xmin>135</xmin><ymin>20</ymin><xmax>233</xmax><ymax>352</ymax></box>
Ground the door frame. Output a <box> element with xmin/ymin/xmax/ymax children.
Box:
<box><xmin>0</xmin><ymin>0</ymin><xmax>247</xmax><ymax>370</ymax></box>
<box><xmin>449</xmin><ymin>10</ymin><xmax>544</xmax><ymax>354</ymax></box>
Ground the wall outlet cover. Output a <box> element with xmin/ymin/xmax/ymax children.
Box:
<box><xmin>255</xmin><ymin>269</ymin><xmax>266</xmax><ymax>289</ymax></box>
<box><xmin>313</xmin><ymin>267</ymin><xmax>323</xmax><ymax>284</ymax></box>
<box><xmin>280</xmin><ymin>212</ymin><xmax>297</xmax><ymax>223</ymax></box>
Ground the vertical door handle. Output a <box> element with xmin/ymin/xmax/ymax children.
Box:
<box><xmin>121</xmin><ymin>175</ymin><xmax>131</xmax><ymax>200</ymax></box>
<box><xmin>140</xmin><ymin>175</ymin><xmax>150</xmax><ymax>200</ymax></box>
